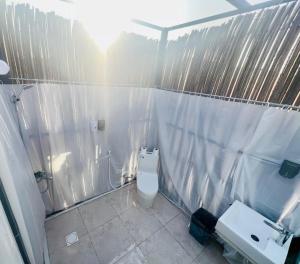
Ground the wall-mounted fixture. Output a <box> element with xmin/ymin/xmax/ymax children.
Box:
<box><xmin>11</xmin><ymin>84</ymin><xmax>35</xmax><ymax>104</ymax></box>
<box><xmin>279</xmin><ymin>160</ymin><xmax>300</xmax><ymax>179</ymax></box>
<box><xmin>97</xmin><ymin>119</ymin><xmax>105</xmax><ymax>131</ymax></box>
<box><xmin>90</xmin><ymin>119</ymin><xmax>105</xmax><ymax>132</ymax></box>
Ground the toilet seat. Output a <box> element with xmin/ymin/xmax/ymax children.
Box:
<box><xmin>137</xmin><ymin>171</ymin><xmax>158</xmax><ymax>196</ymax></box>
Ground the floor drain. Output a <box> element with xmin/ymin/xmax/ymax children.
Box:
<box><xmin>251</xmin><ymin>234</ymin><xmax>259</xmax><ymax>242</ymax></box>
<box><xmin>65</xmin><ymin>231</ymin><xmax>79</xmax><ymax>246</ymax></box>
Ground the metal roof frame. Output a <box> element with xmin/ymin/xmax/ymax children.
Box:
<box><xmin>132</xmin><ymin>0</ymin><xmax>296</xmax><ymax>87</ymax></box>
<box><xmin>59</xmin><ymin>0</ymin><xmax>297</xmax><ymax>88</ymax></box>
<box><xmin>133</xmin><ymin>0</ymin><xmax>296</xmax><ymax>32</ymax></box>
<box><xmin>226</xmin><ymin>0</ymin><xmax>251</xmax><ymax>9</ymax></box>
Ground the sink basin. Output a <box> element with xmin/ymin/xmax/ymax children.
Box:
<box><xmin>216</xmin><ymin>201</ymin><xmax>293</xmax><ymax>264</ymax></box>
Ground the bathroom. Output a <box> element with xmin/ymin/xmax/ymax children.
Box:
<box><xmin>0</xmin><ymin>0</ymin><xmax>300</xmax><ymax>263</ymax></box>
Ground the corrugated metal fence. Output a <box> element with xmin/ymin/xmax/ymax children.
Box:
<box><xmin>161</xmin><ymin>1</ymin><xmax>300</xmax><ymax>106</ymax></box>
<box><xmin>0</xmin><ymin>2</ymin><xmax>158</xmax><ymax>86</ymax></box>
<box><xmin>1</xmin><ymin>1</ymin><xmax>300</xmax><ymax>106</ymax></box>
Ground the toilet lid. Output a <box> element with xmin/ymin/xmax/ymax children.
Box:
<box><xmin>137</xmin><ymin>172</ymin><xmax>158</xmax><ymax>195</ymax></box>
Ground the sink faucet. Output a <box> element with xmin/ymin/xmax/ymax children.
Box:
<box><xmin>263</xmin><ymin>220</ymin><xmax>292</xmax><ymax>246</ymax></box>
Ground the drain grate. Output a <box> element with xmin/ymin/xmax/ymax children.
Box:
<box><xmin>65</xmin><ymin>231</ymin><xmax>79</xmax><ymax>246</ymax></box>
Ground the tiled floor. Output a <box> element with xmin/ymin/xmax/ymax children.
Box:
<box><xmin>45</xmin><ymin>183</ymin><xmax>229</xmax><ymax>264</ymax></box>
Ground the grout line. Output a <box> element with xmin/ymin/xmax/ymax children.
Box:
<box><xmin>158</xmin><ymin>190</ymin><xmax>191</xmax><ymax>218</ymax></box>
<box><xmin>77</xmin><ymin>207</ymin><xmax>90</xmax><ymax>234</ymax></box>
<box><xmin>156</xmin><ymin>195</ymin><xmax>206</xmax><ymax>262</ymax></box>
<box><xmin>165</xmin><ymin>221</ymin><xmax>206</xmax><ymax>261</ymax></box>
<box><xmin>111</xmin><ymin>187</ymin><xmax>140</xmax><ymax>218</ymax></box>
<box><xmin>118</xmin><ymin>209</ymin><xmax>146</xmax><ymax>247</ymax></box>
<box><xmin>85</xmin><ymin>223</ymin><xmax>103</xmax><ymax>264</ymax></box>
<box><xmin>115</xmin><ymin>196</ymin><xmax>165</xmax><ymax>248</ymax></box>
<box><xmin>88</xmin><ymin>214</ymin><xmax>138</xmax><ymax>264</ymax></box>
<box><xmin>163</xmin><ymin>210</ymin><xmax>181</xmax><ymax>226</ymax></box>
<box><xmin>109</xmin><ymin>243</ymin><xmax>137</xmax><ymax>264</ymax></box>
<box><xmin>117</xmin><ymin>217</ymin><xmax>138</xmax><ymax>247</ymax></box>
<box><xmin>164</xmin><ymin>226</ymin><xmax>205</xmax><ymax>264</ymax></box>
<box><xmin>77</xmin><ymin>201</ymin><xmax>119</xmax><ymax>235</ymax></box>
<box><xmin>85</xmin><ymin>214</ymin><xmax>131</xmax><ymax>264</ymax></box>
<box><xmin>135</xmin><ymin>225</ymin><xmax>165</xmax><ymax>248</ymax></box>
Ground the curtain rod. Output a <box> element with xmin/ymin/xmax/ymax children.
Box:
<box><xmin>8</xmin><ymin>77</ymin><xmax>148</xmax><ymax>88</ymax></box>
<box><xmin>158</xmin><ymin>87</ymin><xmax>300</xmax><ymax>111</ymax></box>
<box><xmin>6</xmin><ymin>78</ymin><xmax>300</xmax><ymax>111</ymax></box>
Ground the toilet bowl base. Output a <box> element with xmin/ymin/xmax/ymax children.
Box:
<box><xmin>137</xmin><ymin>189</ymin><xmax>157</xmax><ymax>208</ymax></box>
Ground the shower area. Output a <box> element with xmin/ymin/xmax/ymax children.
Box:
<box><xmin>0</xmin><ymin>0</ymin><xmax>300</xmax><ymax>263</ymax></box>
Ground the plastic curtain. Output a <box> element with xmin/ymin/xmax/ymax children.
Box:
<box><xmin>17</xmin><ymin>84</ymin><xmax>155</xmax><ymax>213</ymax></box>
<box><xmin>0</xmin><ymin>201</ymin><xmax>24</xmax><ymax>264</ymax></box>
<box><xmin>154</xmin><ymin>90</ymin><xmax>300</xmax><ymax>236</ymax></box>
<box><xmin>0</xmin><ymin>86</ymin><xmax>45</xmax><ymax>264</ymax></box>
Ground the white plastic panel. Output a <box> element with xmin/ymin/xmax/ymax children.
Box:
<box><xmin>154</xmin><ymin>89</ymin><xmax>300</xmax><ymax>236</ymax></box>
<box><xmin>0</xmin><ymin>201</ymin><xmax>24</xmax><ymax>264</ymax></box>
<box><xmin>0</xmin><ymin>86</ymin><xmax>45</xmax><ymax>264</ymax></box>
<box><xmin>17</xmin><ymin>84</ymin><xmax>156</xmax><ymax>213</ymax></box>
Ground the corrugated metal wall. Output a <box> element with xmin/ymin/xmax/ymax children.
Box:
<box><xmin>0</xmin><ymin>2</ymin><xmax>158</xmax><ymax>86</ymax></box>
<box><xmin>161</xmin><ymin>1</ymin><xmax>300</xmax><ymax>106</ymax></box>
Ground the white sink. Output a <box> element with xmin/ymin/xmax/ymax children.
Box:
<box><xmin>216</xmin><ymin>201</ymin><xmax>293</xmax><ymax>264</ymax></box>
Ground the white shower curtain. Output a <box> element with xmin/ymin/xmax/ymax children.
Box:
<box><xmin>155</xmin><ymin>89</ymin><xmax>300</xmax><ymax>236</ymax></box>
<box><xmin>17</xmin><ymin>84</ymin><xmax>156</xmax><ymax>213</ymax></box>
<box><xmin>0</xmin><ymin>86</ymin><xmax>45</xmax><ymax>264</ymax></box>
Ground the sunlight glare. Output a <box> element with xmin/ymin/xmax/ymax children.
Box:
<box><xmin>7</xmin><ymin>0</ymin><xmax>235</xmax><ymax>48</ymax></box>
<box><xmin>75</xmin><ymin>0</ymin><xmax>137</xmax><ymax>51</ymax></box>
<box><xmin>51</xmin><ymin>152</ymin><xmax>71</xmax><ymax>173</ymax></box>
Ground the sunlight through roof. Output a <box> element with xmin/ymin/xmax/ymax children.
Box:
<box><xmin>6</xmin><ymin>0</ymin><xmax>272</xmax><ymax>50</ymax></box>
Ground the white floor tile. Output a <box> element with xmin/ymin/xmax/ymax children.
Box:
<box><xmin>148</xmin><ymin>194</ymin><xmax>180</xmax><ymax>225</ymax></box>
<box><xmin>194</xmin><ymin>241</ymin><xmax>229</xmax><ymax>264</ymax></box>
<box><xmin>166</xmin><ymin>213</ymin><xmax>204</xmax><ymax>259</ymax></box>
<box><xmin>79</xmin><ymin>198</ymin><xmax>118</xmax><ymax>232</ymax></box>
<box><xmin>50</xmin><ymin>234</ymin><xmax>99</xmax><ymax>264</ymax></box>
<box><xmin>90</xmin><ymin>216</ymin><xmax>135</xmax><ymax>264</ymax></box>
<box><xmin>114</xmin><ymin>247</ymin><xmax>148</xmax><ymax>264</ymax></box>
<box><xmin>139</xmin><ymin>228</ymin><xmax>193</xmax><ymax>264</ymax></box>
<box><xmin>120</xmin><ymin>206</ymin><xmax>162</xmax><ymax>244</ymax></box>
<box><xmin>45</xmin><ymin>209</ymin><xmax>88</xmax><ymax>255</ymax></box>
<box><xmin>105</xmin><ymin>185</ymin><xmax>139</xmax><ymax>214</ymax></box>
<box><xmin>46</xmin><ymin>184</ymin><xmax>228</xmax><ymax>264</ymax></box>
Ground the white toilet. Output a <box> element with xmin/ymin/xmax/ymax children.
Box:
<box><xmin>137</xmin><ymin>147</ymin><xmax>159</xmax><ymax>208</ymax></box>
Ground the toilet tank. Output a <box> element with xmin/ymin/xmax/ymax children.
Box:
<box><xmin>138</xmin><ymin>147</ymin><xmax>159</xmax><ymax>173</ymax></box>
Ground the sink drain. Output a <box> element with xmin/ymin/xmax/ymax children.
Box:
<box><xmin>251</xmin><ymin>234</ymin><xmax>259</xmax><ymax>242</ymax></box>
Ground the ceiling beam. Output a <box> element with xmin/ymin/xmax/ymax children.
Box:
<box><xmin>167</xmin><ymin>0</ymin><xmax>296</xmax><ymax>31</ymax></box>
<box><xmin>226</xmin><ymin>0</ymin><xmax>251</xmax><ymax>9</ymax></box>
<box><xmin>59</xmin><ymin>0</ymin><xmax>74</xmax><ymax>3</ymax></box>
<box><xmin>132</xmin><ymin>19</ymin><xmax>165</xmax><ymax>31</ymax></box>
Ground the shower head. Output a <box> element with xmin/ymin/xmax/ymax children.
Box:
<box><xmin>0</xmin><ymin>60</ymin><xmax>10</xmax><ymax>76</ymax></box>
<box><xmin>11</xmin><ymin>84</ymin><xmax>35</xmax><ymax>104</ymax></box>
<box><xmin>22</xmin><ymin>84</ymin><xmax>34</xmax><ymax>90</ymax></box>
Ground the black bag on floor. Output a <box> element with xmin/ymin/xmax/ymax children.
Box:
<box><xmin>189</xmin><ymin>208</ymin><xmax>218</xmax><ymax>245</ymax></box>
